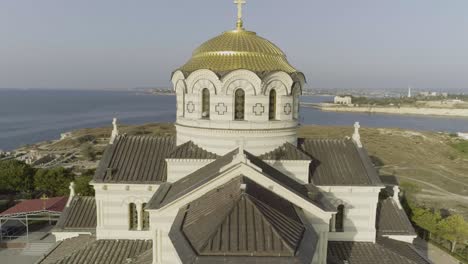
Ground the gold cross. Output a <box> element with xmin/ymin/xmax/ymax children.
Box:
<box><xmin>40</xmin><ymin>194</ymin><xmax>48</xmax><ymax>210</ymax></box>
<box><xmin>234</xmin><ymin>0</ymin><xmax>246</xmax><ymax>29</ymax></box>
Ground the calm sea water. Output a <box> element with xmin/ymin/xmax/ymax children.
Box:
<box><xmin>1</xmin><ymin>89</ymin><xmax>468</xmax><ymax>151</ymax></box>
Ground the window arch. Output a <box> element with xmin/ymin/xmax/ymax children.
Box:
<box><xmin>269</xmin><ymin>89</ymin><xmax>276</xmax><ymax>120</ymax></box>
<box><xmin>335</xmin><ymin>205</ymin><xmax>345</xmax><ymax>232</ymax></box>
<box><xmin>142</xmin><ymin>203</ymin><xmax>150</xmax><ymax>230</ymax></box>
<box><xmin>129</xmin><ymin>203</ymin><xmax>138</xmax><ymax>230</ymax></box>
<box><xmin>234</xmin><ymin>89</ymin><xmax>245</xmax><ymax>120</ymax></box>
<box><xmin>202</xmin><ymin>88</ymin><xmax>210</xmax><ymax>119</ymax></box>
<box><xmin>292</xmin><ymin>85</ymin><xmax>300</xmax><ymax>120</ymax></box>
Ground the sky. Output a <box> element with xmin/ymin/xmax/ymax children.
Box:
<box><xmin>0</xmin><ymin>0</ymin><xmax>467</xmax><ymax>91</ymax></box>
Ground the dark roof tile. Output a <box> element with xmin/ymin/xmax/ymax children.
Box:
<box><xmin>93</xmin><ymin>136</ymin><xmax>175</xmax><ymax>183</ymax></box>
<box><xmin>54</xmin><ymin>196</ymin><xmax>96</xmax><ymax>232</ymax></box>
<box><xmin>169</xmin><ymin>177</ymin><xmax>318</xmax><ymax>263</ymax></box>
<box><xmin>327</xmin><ymin>241</ymin><xmax>427</xmax><ymax>264</ymax></box>
<box><xmin>258</xmin><ymin>142</ymin><xmax>311</xmax><ymax>161</ymax></box>
<box><xmin>303</xmin><ymin>139</ymin><xmax>382</xmax><ymax>186</ymax></box>
<box><xmin>377</xmin><ymin>198</ymin><xmax>416</xmax><ymax>236</ymax></box>
<box><xmin>167</xmin><ymin>141</ymin><xmax>218</xmax><ymax>159</ymax></box>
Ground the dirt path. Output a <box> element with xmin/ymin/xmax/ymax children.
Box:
<box><xmin>396</xmin><ymin>175</ymin><xmax>468</xmax><ymax>201</ymax></box>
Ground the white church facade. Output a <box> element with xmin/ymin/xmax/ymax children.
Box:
<box><xmin>44</xmin><ymin>2</ymin><xmax>430</xmax><ymax>264</ymax></box>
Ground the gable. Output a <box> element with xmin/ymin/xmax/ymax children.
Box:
<box><xmin>147</xmin><ymin>148</ymin><xmax>334</xmax><ymax>218</ymax></box>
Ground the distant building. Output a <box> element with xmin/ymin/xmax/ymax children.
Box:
<box><xmin>60</xmin><ymin>132</ymin><xmax>72</xmax><ymax>140</ymax></box>
<box><xmin>407</xmin><ymin>86</ymin><xmax>412</xmax><ymax>98</ymax></box>
<box><xmin>334</xmin><ymin>96</ymin><xmax>352</xmax><ymax>105</ymax></box>
<box><xmin>458</xmin><ymin>133</ymin><xmax>468</xmax><ymax>140</ymax></box>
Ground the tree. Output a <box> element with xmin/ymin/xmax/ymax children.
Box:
<box><xmin>34</xmin><ymin>167</ymin><xmax>74</xmax><ymax>196</ymax></box>
<box><xmin>437</xmin><ymin>214</ymin><xmax>468</xmax><ymax>252</ymax></box>
<box><xmin>80</xmin><ymin>143</ymin><xmax>96</xmax><ymax>161</ymax></box>
<box><xmin>0</xmin><ymin>160</ymin><xmax>35</xmax><ymax>193</ymax></box>
<box><xmin>412</xmin><ymin>207</ymin><xmax>441</xmax><ymax>240</ymax></box>
<box><xmin>74</xmin><ymin>174</ymin><xmax>95</xmax><ymax>196</ymax></box>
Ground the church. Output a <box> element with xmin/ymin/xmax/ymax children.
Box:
<box><xmin>40</xmin><ymin>2</ymin><xmax>431</xmax><ymax>264</ymax></box>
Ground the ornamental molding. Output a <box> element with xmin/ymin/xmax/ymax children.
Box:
<box><xmin>166</xmin><ymin>158</ymin><xmax>216</xmax><ymax>163</ymax></box>
<box><xmin>121</xmin><ymin>197</ymin><xmax>147</xmax><ymax>206</ymax></box>
<box><xmin>171</xmin><ymin>70</ymin><xmax>186</xmax><ymax>86</ymax></box>
<box><xmin>262</xmin><ymin>71</ymin><xmax>293</xmax><ymax>95</ymax></box>
<box><xmin>291</xmin><ymin>82</ymin><xmax>302</xmax><ymax>96</ymax></box>
<box><xmin>176</xmin><ymin>123</ymin><xmax>298</xmax><ymax>135</ymax></box>
<box><xmin>284</xmin><ymin>103</ymin><xmax>292</xmax><ymax>115</ymax></box>
<box><xmin>221</xmin><ymin>70</ymin><xmax>261</xmax><ymax>95</ymax></box>
<box><xmin>224</xmin><ymin>79</ymin><xmax>256</xmax><ymax>96</ymax></box>
<box><xmin>175</xmin><ymin>80</ymin><xmax>187</xmax><ymax>94</ymax></box>
<box><xmin>186</xmin><ymin>102</ymin><xmax>195</xmax><ymax>113</ymax></box>
<box><xmin>215</xmin><ymin>102</ymin><xmax>228</xmax><ymax>115</ymax></box>
<box><xmin>252</xmin><ymin>103</ymin><xmax>265</xmax><ymax>116</ymax></box>
<box><xmin>191</xmin><ymin>79</ymin><xmax>217</xmax><ymax>95</ymax></box>
<box><xmin>185</xmin><ymin>69</ymin><xmax>221</xmax><ymax>89</ymax></box>
<box><xmin>264</xmin><ymin>80</ymin><xmax>288</xmax><ymax>96</ymax></box>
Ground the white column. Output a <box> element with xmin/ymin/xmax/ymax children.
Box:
<box><xmin>137</xmin><ymin>203</ymin><xmax>143</xmax><ymax>231</ymax></box>
<box><xmin>96</xmin><ymin>199</ymin><xmax>101</xmax><ymax>227</ymax></box>
<box><xmin>329</xmin><ymin>214</ymin><xmax>336</xmax><ymax>232</ymax></box>
<box><xmin>152</xmin><ymin>229</ymin><xmax>162</xmax><ymax>264</ymax></box>
<box><xmin>152</xmin><ymin>229</ymin><xmax>158</xmax><ymax>264</ymax></box>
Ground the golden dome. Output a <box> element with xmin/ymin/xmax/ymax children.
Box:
<box><xmin>178</xmin><ymin>29</ymin><xmax>298</xmax><ymax>74</ymax></box>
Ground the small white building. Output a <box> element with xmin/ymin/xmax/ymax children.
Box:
<box><xmin>334</xmin><ymin>96</ymin><xmax>352</xmax><ymax>105</ymax></box>
<box><xmin>458</xmin><ymin>132</ymin><xmax>468</xmax><ymax>140</ymax></box>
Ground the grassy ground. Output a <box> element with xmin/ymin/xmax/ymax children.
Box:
<box><xmin>299</xmin><ymin>125</ymin><xmax>468</xmax><ymax>219</ymax></box>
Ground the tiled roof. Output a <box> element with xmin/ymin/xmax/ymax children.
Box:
<box><xmin>147</xmin><ymin>148</ymin><xmax>333</xmax><ymax>212</ymax></box>
<box><xmin>258</xmin><ymin>142</ymin><xmax>311</xmax><ymax>161</ymax></box>
<box><xmin>187</xmin><ymin>177</ymin><xmax>305</xmax><ymax>256</ymax></box>
<box><xmin>169</xmin><ymin>176</ymin><xmax>317</xmax><ymax>263</ymax></box>
<box><xmin>377</xmin><ymin>198</ymin><xmax>416</xmax><ymax>236</ymax></box>
<box><xmin>39</xmin><ymin>236</ymin><xmax>152</xmax><ymax>264</ymax></box>
<box><xmin>0</xmin><ymin>196</ymin><xmax>67</xmax><ymax>216</ymax></box>
<box><xmin>303</xmin><ymin>139</ymin><xmax>382</xmax><ymax>186</ymax></box>
<box><xmin>376</xmin><ymin>237</ymin><xmax>432</xmax><ymax>264</ymax></box>
<box><xmin>167</xmin><ymin>141</ymin><xmax>219</xmax><ymax>159</ymax></box>
<box><xmin>327</xmin><ymin>240</ymin><xmax>430</xmax><ymax>264</ymax></box>
<box><xmin>93</xmin><ymin>135</ymin><xmax>175</xmax><ymax>183</ymax></box>
<box><xmin>54</xmin><ymin>196</ymin><xmax>96</xmax><ymax>232</ymax></box>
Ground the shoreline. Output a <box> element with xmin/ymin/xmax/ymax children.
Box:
<box><xmin>302</xmin><ymin>103</ymin><xmax>468</xmax><ymax>118</ymax></box>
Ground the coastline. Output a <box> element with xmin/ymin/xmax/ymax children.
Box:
<box><xmin>302</xmin><ymin>103</ymin><xmax>468</xmax><ymax>118</ymax></box>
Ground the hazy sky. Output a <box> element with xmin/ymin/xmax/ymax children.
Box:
<box><xmin>1</xmin><ymin>0</ymin><xmax>467</xmax><ymax>90</ymax></box>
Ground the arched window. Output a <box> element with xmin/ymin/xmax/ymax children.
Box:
<box><xmin>234</xmin><ymin>89</ymin><xmax>245</xmax><ymax>120</ymax></box>
<box><xmin>292</xmin><ymin>85</ymin><xmax>300</xmax><ymax>120</ymax></box>
<box><xmin>269</xmin><ymin>89</ymin><xmax>276</xmax><ymax>120</ymax></box>
<box><xmin>202</xmin><ymin>88</ymin><xmax>210</xmax><ymax>119</ymax></box>
<box><xmin>129</xmin><ymin>203</ymin><xmax>138</xmax><ymax>230</ymax></box>
<box><xmin>335</xmin><ymin>205</ymin><xmax>345</xmax><ymax>232</ymax></box>
<box><xmin>142</xmin><ymin>203</ymin><xmax>150</xmax><ymax>230</ymax></box>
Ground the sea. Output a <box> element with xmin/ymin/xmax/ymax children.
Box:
<box><xmin>1</xmin><ymin>89</ymin><xmax>468</xmax><ymax>151</ymax></box>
